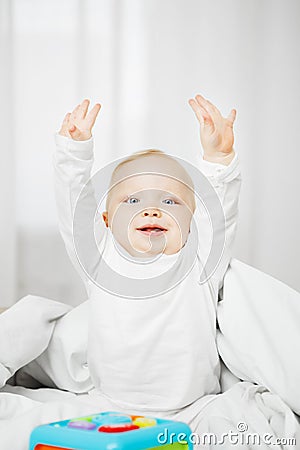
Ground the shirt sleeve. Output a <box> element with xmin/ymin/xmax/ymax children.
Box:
<box><xmin>53</xmin><ymin>133</ymin><xmax>106</xmax><ymax>297</ymax></box>
<box><xmin>196</xmin><ymin>152</ymin><xmax>241</xmax><ymax>295</ymax></box>
<box><xmin>197</xmin><ymin>152</ymin><xmax>240</xmax><ymax>184</ymax></box>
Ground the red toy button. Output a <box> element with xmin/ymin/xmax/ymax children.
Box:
<box><xmin>99</xmin><ymin>423</ymin><xmax>139</xmax><ymax>433</ymax></box>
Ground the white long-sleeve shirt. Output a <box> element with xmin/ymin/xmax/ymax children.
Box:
<box><xmin>54</xmin><ymin>134</ymin><xmax>241</xmax><ymax>412</ymax></box>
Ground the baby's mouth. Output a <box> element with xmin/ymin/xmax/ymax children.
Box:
<box><xmin>136</xmin><ymin>224</ymin><xmax>167</xmax><ymax>236</ymax></box>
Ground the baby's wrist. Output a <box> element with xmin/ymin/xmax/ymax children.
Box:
<box><xmin>203</xmin><ymin>149</ymin><xmax>235</xmax><ymax>166</ymax></box>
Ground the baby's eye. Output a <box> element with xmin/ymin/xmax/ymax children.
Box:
<box><xmin>125</xmin><ymin>197</ymin><xmax>139</xmax><ymax>204</ymax></box>
<box><xmin>162</xmin><ymin>198</ymin><xmax>176</xmax><ymax>205</ymax></box>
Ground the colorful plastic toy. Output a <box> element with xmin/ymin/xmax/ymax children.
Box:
<box><xmin>29</xmin><ymin>411</ymin><xmax>193</xmax><ymax>449</ymax></box>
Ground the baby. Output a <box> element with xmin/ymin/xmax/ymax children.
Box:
<box><xmin>54</xmin><ymin>95</ymin><xmax>241</xmax><ymax>413</ymax></box>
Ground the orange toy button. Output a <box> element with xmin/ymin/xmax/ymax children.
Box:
<box><xmin>99</xmin><ymin>423</ymin><xmax>139</xmax><ymax>433</ymax></box>
<box><xmin>132</xmin><ymin>417</ymin><xmax>157</xmax><ymax>427</ymax></box>
<box><xmin>130</xmin><ymin>415</ymin><xmax>143</xmax><ymax>421</ymax></box>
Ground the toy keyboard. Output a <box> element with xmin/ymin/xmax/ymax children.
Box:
<box><xmin>29</xmin><ymin>411</ymin><xmax>193</xmax><ymax>450</ymax></box>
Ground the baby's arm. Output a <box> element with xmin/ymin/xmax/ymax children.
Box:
<box><xmin>53</xmin><ymin>100</ymin><xmax>102</xmax><ymax>297</ymax></box>
<box><xmin>189</xmin><ymin>94</ymin><xmax>241</xmax><ymax>292</ymax></box>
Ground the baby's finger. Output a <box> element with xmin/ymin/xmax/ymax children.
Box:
<box><xmin>85</xmin><ymin>103</ymin><xmax>101</xmax><ymax>129</ymax></box>
<box><xmin>68</xmin><ymin>124</ymin><xmax>81</xmax><ymax>141</ymax></box>
<box><xmin>226</xmin><ymin>109</ymin><xmax>237</xmax><ymax>127</ymax></box>
<box><xmin>189</xmin><ymin>99</ymin><xmax>214</xmax><ymax>129</ymax></box>
<box><xmin>77</xmin><ymin>99</ymin><xmax>90</xmax><ymax>120</ymax></box>
<box><xmin>188</xmin><ymin>99</ymin><xmax>208</xmax><ymax>125</ymax></box>
<box><xmin>61</xmin><ymin>112</ymin><xmax>70</xmax><ymax>128</ymax></box>
<box><xmin>195</xmin><ymin>94</ymin><xmax>221</xmax><ymax>120</ymax></box>
<box><xmin>70</xmin><ymin>104</ymin><xmax>81</xmax><ymax>122</ymax></box>
<box><xmin>58</xmin><ymin>112</ymin><xmax>71</xmax><ymax>136</ymax></box>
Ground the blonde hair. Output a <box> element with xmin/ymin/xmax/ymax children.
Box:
<box><xmin>106</xmin><ymin>149</ymin><xmax>195</xmax><ymax>210</ymax></box>
<box><xmin>111</xmin><ymin>149</ymin><xmax>166</xmax><ymax>175</ymax></box>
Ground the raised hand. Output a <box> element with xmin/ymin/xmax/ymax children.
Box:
<box><xmin>59</xmin><ymin>99</ymin><xmax>101</xmax><ymax>141</ymax></box>
<box><xmin>188</xmin><ymin>94</ymin><xmax>236</xmax><ymax>165</ymax></box>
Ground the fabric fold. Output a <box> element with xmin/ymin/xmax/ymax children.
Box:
<box><xmin>0</xmin><ymin>295</ymin><xmax>70</xmax><ymax>388</ymax></box>
<box><xmin>217</xmin><ymin>258</ymin><xmax>300</xmax><ymax>415</ymax></box>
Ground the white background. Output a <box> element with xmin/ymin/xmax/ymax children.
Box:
<box><xmin>1</xmin><ymin>0</ymin><xmax>299</xmax><ymax>306</ymax></box>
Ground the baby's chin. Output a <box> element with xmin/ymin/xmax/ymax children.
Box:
<box><xmin>127</xmin><ymin>240</ymin><xmax>167</xmax><ymax>258</ymax></box>
<box><xmin>110</xmin><ymin>226</ymin><xmax>186</xmax><ymax>257</ymax></box>
<box><xmin>126</xmin><ymin>236</ymin><xmax>184</xmax><ymax>258</ymax></box>
<box><xmin>113</xmin><ymin>236</ymin><xmax>165</xmax><ymax>258</ymax></box>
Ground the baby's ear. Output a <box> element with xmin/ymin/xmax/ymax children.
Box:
<box><xmin>102</xmin><ymin>211</ymin><xmax>109</xmax><ymax>227</ymax></box>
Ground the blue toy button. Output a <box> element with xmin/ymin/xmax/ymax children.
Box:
<box><xmin>92</xmin><ymin>413</ymin><xmax>132</xmax><ymax>426</ymax></box>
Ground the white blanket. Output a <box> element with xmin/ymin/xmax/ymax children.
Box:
<box><xmin>0</xmin><ymin>259</ymin><xmax>300</xmax><ymax>449</ymax></box>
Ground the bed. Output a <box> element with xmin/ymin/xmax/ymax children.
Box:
<box><xmin>1</xmin><ymin>258</ymin><xmax>300</xmax><ymax>449</ymax></box>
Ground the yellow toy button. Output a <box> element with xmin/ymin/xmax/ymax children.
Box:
<box><xmin>132</xmin><ymin>417</ymin><xmax>157</xmax><ymax>427</ymax></box>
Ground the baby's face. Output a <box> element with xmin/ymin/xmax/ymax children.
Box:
<box><xmin>102</xmin><ymin>155</ymin><xmax>195</xmax><ymax>258</ymax></box>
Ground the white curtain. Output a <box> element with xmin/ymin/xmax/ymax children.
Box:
<box><xmin>1</xmin><ymin>0</ymin><xmax>299</xmax><ymax>306</ymax></box>
<box><xmin>0</xmin><ymin>0</ymin><xmax>16</xmax><ymax>307</ymax></box>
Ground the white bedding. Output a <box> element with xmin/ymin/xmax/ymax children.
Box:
<box><xmin>0</xmin><ymin>258</ymin><xmax>300</xmax><ymax>449</ymax></box>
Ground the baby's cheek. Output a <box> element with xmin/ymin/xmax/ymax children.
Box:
<box><xmin>110</xmin><ymin>205</ymin><xmax>131</xmax><ymax>229</ymax></box>
<box><xmin>176</xmin><ymin>217</ymin><xmax>192</xmax><ymax>244</ymax></box>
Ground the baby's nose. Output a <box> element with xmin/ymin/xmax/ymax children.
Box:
<box><xmin>142</xmin><ymin>208</ymin><xmax>162</xmax><ymax>218</ymax></box>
